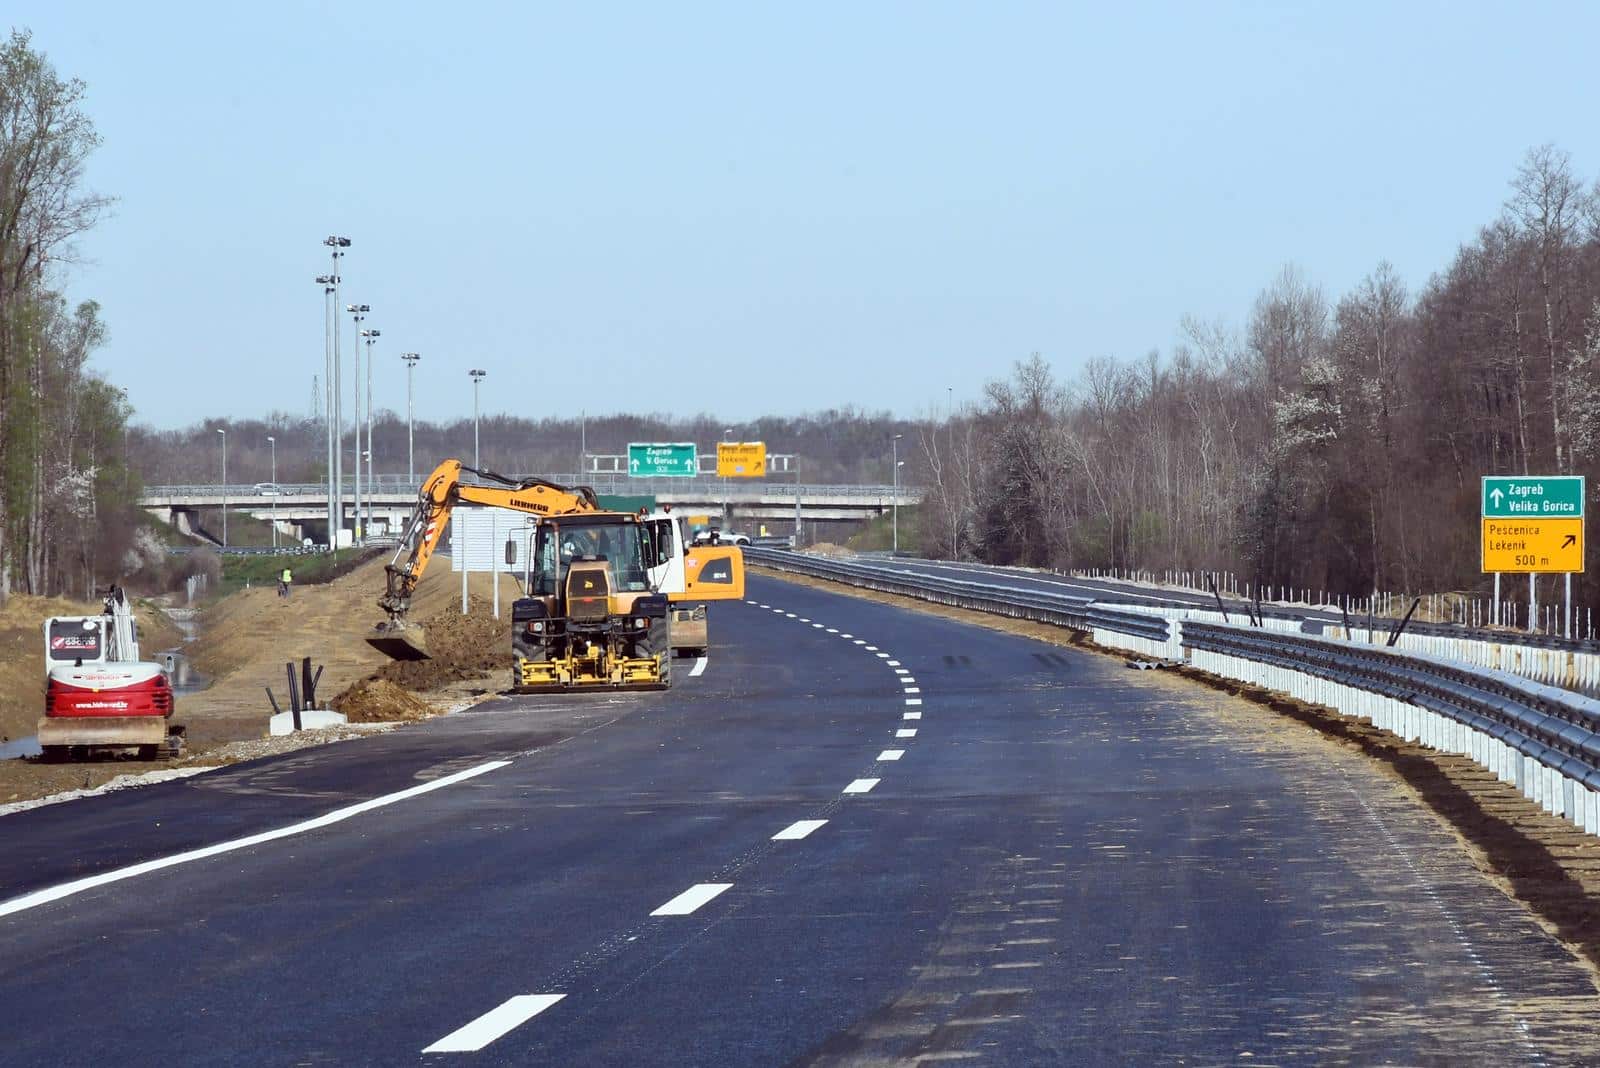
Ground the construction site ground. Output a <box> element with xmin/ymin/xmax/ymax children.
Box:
<box><xmin>0</xmin><ymin>557</ymin><xmax>520</xmax><ymax>807</ymax></box>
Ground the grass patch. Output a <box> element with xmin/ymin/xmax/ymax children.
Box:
<box><xmin>220</xmin><ymin>547</ymin><xmax>384</xmax><ymax>593</ymax></box>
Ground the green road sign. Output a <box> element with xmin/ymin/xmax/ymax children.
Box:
<box><xmin>1481</xmin><ymin>475</ymin><xmax>1585</xmax><ymax>518</ymax></box>
<box><xmin>628</xmin><ymin>442</ymin><xmax>697</xmax><ymax>478</ymax></box>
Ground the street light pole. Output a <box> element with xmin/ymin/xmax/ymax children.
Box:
<box><xmin>217</xmin><ymin>428</ymin><xmax>228</xmax><ymax>548</ymax></box>
<box><xmin>267</xmin><ymin>435</ymin><xmax>277</xmax><ymax>548</ymax></box>
<box><xmin>891</xmin><ymin>433</ymin><xmax>903</xmax><ymax>554</ymax></box>
<box><xmin>470</xmin><ymin>369</ymin><xmax>487</xmax><ymax>469</ymax></box>
<box><xmin>324</xmin><ymin>236</ymin><xmax>350</xmax><ymax>550</ymax></box>
<box><xmin>362</xmin><ymin>328</ymin><xmax>380</xmax><ymax>533</ymax></box>
<box><xmin>402</xmin><ymin>353</ymin><xmax>420</xmax><ymax>484</ymax></box>
<box><xmin>722</xmin><ymin>426</ymin><xmax>733</xmax><ymax>533</ymax></box>
<box><xmin>347</xmin><ymin>304</ymin><xmax>369</xmax><ymax>541</ymax></box>
<box><xmin>316</xmin><ymin>273</ymin><xmax>337</xmax><ymax>552</ymax></box>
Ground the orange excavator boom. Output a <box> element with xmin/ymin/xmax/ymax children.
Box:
<box><xmin>368</xmin><ymin>459</ymin><xmax>601</xmax><ymax>659</ymax></box>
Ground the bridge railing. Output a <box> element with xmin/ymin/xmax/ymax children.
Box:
<box><xmin>140</xmin><ymin>478</ymin><xmax>922</xmax><ymax>503</ymax></box>
<box><xmin>745</xmin><ymin>547</ymin><xmax>1600</xmax><ymax>838</ymax></box>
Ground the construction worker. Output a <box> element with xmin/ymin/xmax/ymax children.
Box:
<box><xmin>279</xmin><ymin>566</ymin><xmax>292</xmax><ymax>599</ymax></box>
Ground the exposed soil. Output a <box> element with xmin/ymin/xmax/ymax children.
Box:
<box><xmin>332</xmin><ymin>678</ymin><xmax>433</xmax><ymax>723</ymax></box>
<box><xmin>756</xmin><ymin>562</ymin><xmax>1600</xmax><ymax>978</ymax></box>
<box><xmin>0</xmin><ymin>559</ymin><xmax>520</xmax><ymax>806</ymax></box>
<box><xmin>371</xmin><ymin>596</ymin><xmax>514</xmax><ymax>690</ymax></box>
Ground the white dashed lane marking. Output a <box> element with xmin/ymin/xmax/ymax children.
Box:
<box><xmin>773</xmin><ymin>819</ymin><xmax>828</xmax><ymax>841</ymax></box>
<box><xmin>843</xmin><ymin>778</ymin><xmax>880</xmax><ymax>795</ymax></box>
<box><xmin>689</xmin><ymin>657</ymin><xmax>708</xmax><ymax>678</ymax></box>
<box><xmin>887</xmin><ymin>660</ymin><xmax>901</xmax><ymax>666</ymax></box>
<box><xmin>877</xmin><ymin>749</ymin><xmax>904</xmax><ymax>761</ymax></box>
<box><xmin>422</xmin><ymin>995</ymin><xmax>566</xmax><ymax>1053</ymax></box>
<box><xmin>904</xmin><ymin>687</ymin><xmax>921</xmax><ymax>694</ymax></box>
<box><xmin>651</xmin><ymin>883</ymin><xmax>733</xmax><ymax>917</ymax></box>
<box><xmin>904</xmin><ymin>711</ymin><xmax>922</xmax><ymax>720</ymax></box>
<box><xmin>897</xmin><ymin>729</ymin><xmax>917</xmax><ymax>738</ymax></box>
<box><xmin>906</xmin><ymin>698</ymin><xmax>922</xmax><ymax>706</ymax></box>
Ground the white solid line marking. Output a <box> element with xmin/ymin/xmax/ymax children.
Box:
<box><xmin>878</xmin><ymin>749</ymin><xmax>904</xmax><ymax>761</ymax></box>
<box><xmin>689</xmin><ymin>656</ymin><xmax>708</xmax><ymax>677</ymax></box>
<box><xmin>904</xmin><ymin>711</ymin><xmax>922</xmax><ymax>720</ymax></box>
<box><xmin>773</xmin><ymin>819</ymin><xmax>828</xmax><ymax>841</ymax></box>
<box><xmin>651</xmin><ymin>882</ymin><xmax>733</xmax><ymax>916</ymax></box>
<box><xmin>0</xmin><ymin>760</ymin><xmax>512</xmax><ymax>919</ymax></box>
<box><xmin>906</xmin><ymin>698</ymin><xmax>923</xmax><ymax>706</ymax></box>
<box><xmin>904</xmin><ymin>687</ymin><xmax>921</xmax><ymax>694</ymax></box>
<box><xmin>423</xmin><ymin>994</ymin><xmax>565</xmax><ymax>1053</ymax></box>
<box><xmin>843</xmin><ymin>778</ymin><xmax>880</xmax><ymax>794</ymax></box>
<box><xmin>897</xmin><ymin>729</ymin><xmax>917</xmax><ymax>738</ymax></box>
<box><xmin>887</xmin><ymin>660</ymin><xmax>901</xmax><ymax>666</ymax></box>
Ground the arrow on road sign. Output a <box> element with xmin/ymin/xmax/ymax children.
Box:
<box><xmin>630</xmin><ymin>458</ymin><xmax>639</xmax><ymax>473</ymax></box>
<box><xmin>1564</xmin><ymin>533</ymin><xmax>1577</xmax><ymax>548</ymax></box>
<box><xmin>1490</xmin><ymin>487</ymin><xmax>1505</xmax><ymax>507</ymax></box>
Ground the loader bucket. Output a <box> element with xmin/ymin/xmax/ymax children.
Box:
<box><xmin>367</xmin><ymin>623</ymin><xmax>430</xmax><ymax>661</ymax></box>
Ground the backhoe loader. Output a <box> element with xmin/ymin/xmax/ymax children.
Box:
<box><xmin>367</xmin><ymin>460</ymin><xmax>743</xmax><ymax>689</ymax></box>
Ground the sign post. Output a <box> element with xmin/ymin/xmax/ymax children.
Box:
<box><xmin>627</xmin><ymin>442</ymin><xmax>698</xmax><ymax>478</ymax></box>
<box><xmin>1481</xmin><ymin>475</ymin><xmax>1585</xmax><ymax>634</ymax></box>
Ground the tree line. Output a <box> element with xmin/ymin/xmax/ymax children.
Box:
<box><xmin>0</xmin><ymin>30</ymin><xmax>133</xmax><ymax>601</ymax></box>
<box><xmin>922</xmin><ymin>145</ymin><xmax>1600</xmax><ymax>613</ymax></box>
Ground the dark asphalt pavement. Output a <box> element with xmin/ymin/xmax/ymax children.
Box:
<box><xmin>0</xmin><ymin>574</ymin><xmax>1595</xmax><ymax>1065</ymax></box>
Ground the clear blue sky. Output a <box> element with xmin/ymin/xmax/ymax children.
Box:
<box><xmin>14</xmin><ymin>1</ymin><xmax>1600</xmax><ymax>430</ymax></box>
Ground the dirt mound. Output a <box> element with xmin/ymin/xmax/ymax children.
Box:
<box><xmin>332</xmin><ymin>678</ymin><xmax>432</xmax><ymax>723</ymax></box>
<box><xmin>375</xmin><ymin>595</ymin><xmax>512</xmax><ymax>690</ymax></box>
<box><xmin>806</xmin><ymin>542</ymin><xmax>852</xmax><ymax>558</ymax></box>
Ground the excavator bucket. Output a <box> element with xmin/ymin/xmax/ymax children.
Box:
<box><xmin>367</xmin><ymin>623</ymin><xmax>430</xmax><ymax>661</ymax></box>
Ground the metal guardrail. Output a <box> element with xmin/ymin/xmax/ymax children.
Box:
<box><xmin>749</xmin><ymin>547</ymin><xmax>1600</xmax><ymax>816</ymax></box>
<box><xmin>1182</xmin><ymin>623</ymin><xmax>1600</xmax><ymax>791</ymax></box>
<box><xmin>745</xmin><ymin>548</ymin><xmax>1170</xmax><ymax>644</ymax></box>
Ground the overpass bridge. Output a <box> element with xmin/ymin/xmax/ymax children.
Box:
<box><xmin>137</xmin><ymin>474</ymin><xmax>923</xmax><ymax>544</ymax></box>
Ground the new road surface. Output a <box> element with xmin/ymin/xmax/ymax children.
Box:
<box><xmin>1</xmin><ymin>575</ymin><xmax>1596</xmax><ymax>1064</ymax></box>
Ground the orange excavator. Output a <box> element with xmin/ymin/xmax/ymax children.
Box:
<box><xmin>368</xmin><ymin>460</ymin><xmax>743</xmax><ymax>690</ymax></box>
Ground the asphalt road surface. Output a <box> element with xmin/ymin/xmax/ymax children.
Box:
<box><xmin>1</xmin><ymin>574</ymin><xmax>1596</xmax><ymax>1065</ymax></box>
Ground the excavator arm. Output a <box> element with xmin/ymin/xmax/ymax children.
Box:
<box><xmin>368</xmin><ymin>459</ymin><xmax>600</xmax><ymax>659</ymax></box>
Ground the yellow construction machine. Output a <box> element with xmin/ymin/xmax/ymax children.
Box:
<box><xmin>368</xmin><ymin>460</ymin><xmax>744</xmax><ymax>690</ymax></box>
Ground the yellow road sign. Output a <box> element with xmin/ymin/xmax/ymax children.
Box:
<box><xmin>1481</xmin><ymin>517</ymin><xmax>1584</xmax><ymax>573</ymax></box>
<box><xmin>717</xmin><ymin>441</ymin><xmax>766</xmax><ymax>478</ymax></box>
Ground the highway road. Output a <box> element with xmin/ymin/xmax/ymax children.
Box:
<box><xmin>2</xmin><ymin>574</ymin><xmax>1597</xmax><ymax>1064</ymax></box>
